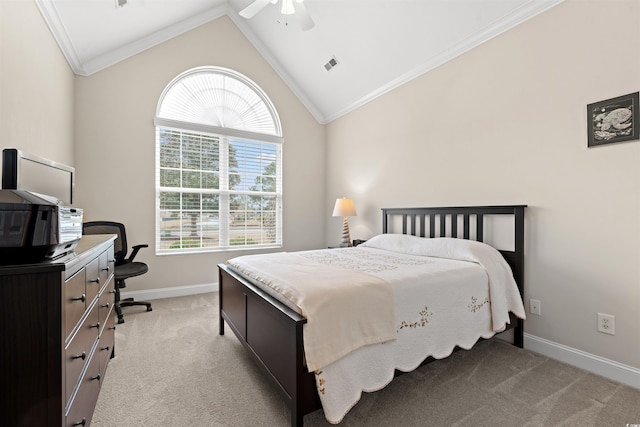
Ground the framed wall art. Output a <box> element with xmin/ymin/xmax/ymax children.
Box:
<box><xmin>587</xmin><ymin>92</ymin><xmax>639</xmax><ymax>147</ymax></box>
<box><xmin>587</xmin><ymin>92</ymin><xmax>640</xmax><ymax>147</ymax></box>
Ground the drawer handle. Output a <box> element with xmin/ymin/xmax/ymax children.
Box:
<box><xmin>101</xmin><ymin>267</ymin><xmax>109</xmax><ymax>272</ymax></box>
<box><xmin>109</xmin><ymin>326</ymin><xmax>116</xmax><ymax>331</ymax></box>
<box><xmin>72</xmin><ymin>418</ymin><xmax>86</xmax><ymax>426</ymax></box>
<box><xmin>101</xmin><ymin>345</ymin><xmax>110</xmax><ymax>351</ymax></box>
<box><xmin>71</xmin><ymin>294</ymin><xmax>86</xmax><ymax>303</ymax></box>
<box><xmin>90</xmin><ymin>322</ymin><xmax>100</xmax><ymax>329</ymax></box>
<box><xmin>89</xmin><ymin>277</ymin><xmax>100</xmax><ymax>284</ymax></box>
<box><xmin>89</xmin><ymin>373</ymin><xmax>101</xmax><ymax>381</ymax></box>
<box><xmin>110</xmin><ymin>289</ymin><xmax>116</xmax><ymax>295</ymax></box>
<box><xmin>101</xmin><ymin>302</ymin><xmax>110</xmax><ymax>309</ymax></box>
<box><xmin>72</xmin><ymin>351</ymin><xmax>86</xmax><ymax>361</ymax></box>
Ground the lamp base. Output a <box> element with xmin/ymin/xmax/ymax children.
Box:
<box><xmin>339</xmin><ymin>216</ymin><xmax>352</xmax><ymax>247</ymax></box>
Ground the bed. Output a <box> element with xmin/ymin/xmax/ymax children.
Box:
<box><xmin>218</xmin><ymin>205</ymin><xmax>526</xmax><ymax>426</ymax></box>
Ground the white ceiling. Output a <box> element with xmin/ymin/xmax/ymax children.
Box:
<box><xmin>35</xmin><ymin>0</ymin><xmax>564</xmax><ymax>124</ymax></box>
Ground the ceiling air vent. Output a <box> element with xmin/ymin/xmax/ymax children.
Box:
<box><xmin>324</xmin><ymin>57</ymin><xmax>339</xmax><ymax>72</ymax></box>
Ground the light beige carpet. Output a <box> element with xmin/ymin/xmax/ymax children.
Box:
<box><xmin>92</xmin><ymin>293</ymin><xmax>640</xmax><ymax>426</ymax></box>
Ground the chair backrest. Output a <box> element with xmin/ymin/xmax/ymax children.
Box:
<box><xmin>82</xmin><ymin>221</ymin><xmax>128</xmax><ymax>265</ymax></box>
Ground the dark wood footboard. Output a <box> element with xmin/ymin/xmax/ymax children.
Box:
<box><xmin>218</xmin><ymin>264</ymin><xmax>320</xmax><ymax>427</ymax></box>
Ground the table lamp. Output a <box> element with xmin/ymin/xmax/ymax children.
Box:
<box><xmin>332</xmin><ymin>197</ymin><xmax>357</xmax><ymax>247</ymax></box>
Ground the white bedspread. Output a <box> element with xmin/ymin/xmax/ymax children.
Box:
<box><xmin>311</xmin><ymin>235</ymin><xmax>526</xmax><ymax>423</ymax></box>
<box><xmin>227</xmin><ymin>235</ymin><xmax>526</xmax><ymax>424</ymax></box>
<box><xmin>226</xmin><ymin>252</ymin><xmax>397</xmax><ymax>371</ymax></box>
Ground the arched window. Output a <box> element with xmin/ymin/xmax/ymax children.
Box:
<box><xmin>155</xmin><ymin>67</ymin><xmax>282</xmax><ymax>254</ymax></box>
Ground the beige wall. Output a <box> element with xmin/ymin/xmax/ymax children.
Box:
<box><xmin>74</xmin><ymin>17</ymin><xmax>326</xmax><ymax>291</ymax></box>
<box><xmin>0</xmin><ymin>0</ymin><xmax>74</xmax><ymax>166</ymax></box>
<box><xmin>325</xmin><ymin>0</ymin><xmax>640</xmax><ymax>369</ymax></box>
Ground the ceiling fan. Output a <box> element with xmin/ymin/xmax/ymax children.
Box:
<box><xmin>239</xmin><ymin>0</ymin><xmax>315</xmax><ymax>31</ymax></box>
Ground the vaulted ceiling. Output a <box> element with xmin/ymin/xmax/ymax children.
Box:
<box><xmin>35</xmin><ymin>0</ymin><xmax>564</xmax><ymax>123</ymax></box>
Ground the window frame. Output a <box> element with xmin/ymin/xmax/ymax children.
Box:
<box><xmin>154</xmin><ymin>67</ymin><xmax>283</xmax><ymax>255</ymax></box>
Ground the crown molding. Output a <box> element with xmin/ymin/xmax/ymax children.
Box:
<box><xmin>35</xmin><ymin>0</ymin><xmax>564</xmax><ymax>123</ymax></box>
<box><xmin>322</xmin><ymin>0</ymin><xmax>565</xmax><ymax>123</ymax></box>
<box><xmin>35</xmin><ymin>0</ymin><xmax>227</xmax><ymax>76</ymax></box>
<box><xmin>81</xmin><ymin>5</ymin><xmax>227</xmax><ymax>76</ymax></box>
<box><xmin>35</xmin><ymin>0</ymin><xmax>85</xmax><ymax>74</ymax></box>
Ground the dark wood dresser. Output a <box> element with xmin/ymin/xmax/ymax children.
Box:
<box><xmin>0</xmin><ymin>235</ymin><xmax>117</xmax><ymax>427</ymax></box>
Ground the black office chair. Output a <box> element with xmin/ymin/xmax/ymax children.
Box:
<box><xmin>82</xmin><ymin>221</ymin><xmax>152</xmax><ymax>324</ymax></box>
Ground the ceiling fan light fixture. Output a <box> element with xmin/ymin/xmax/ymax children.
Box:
<box><xmin>239</xmin><ymin>0</ymin><xmax>314</xmax><ymax>31</ymax></box>
<box><xmin>281</xmin><ymin>0</ymin><xmax>295</xmax><ymax>15</ymax></box>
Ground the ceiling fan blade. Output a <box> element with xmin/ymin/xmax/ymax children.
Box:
<box><xmin>239</xmin><ymin>0</ymin><xmax>272</xmax><ymax>19</ymax></box>
<box><xmin>293</xmin><ymin>0</ymin><xmax>315</xmax><ymax>31</ymax></box>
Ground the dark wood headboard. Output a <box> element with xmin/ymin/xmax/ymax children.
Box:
<box><xmin>381</xmin><ymin>205</ymin><xmax>527</xmax><ymax>343</ymax></box>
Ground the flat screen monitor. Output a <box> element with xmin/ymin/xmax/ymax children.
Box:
<box><xmin>2</xmin><ymin>148</ymin><xmax>75</xmax><ymax>205</ymax></box>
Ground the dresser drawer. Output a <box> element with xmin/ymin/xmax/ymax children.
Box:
<box><xmin>98</xmin><ymin>276</ymin><xmax>116</xmax><ymax>334</ymax></box>
<box><xmin>98</xmin><ymin>247</ymin><xmax>115</xmax><ymax>287</ymax></box>
<box><xmin>64</xmin><ymin>268</ymin><xmax>86</xmax><ymax>339</ymax></box>
<box><xmin>66</xmin><ymin>345</ymin><xmax>101</xmax><ymax>427</ymax></box>
<box><xmin>99</xmin><ymin>310</ymin><xmax>116</xmax><ymax>379</ymax></box>
<box><xmin>65</xmin><ymin>302</ymin><xmax>100</xmax><ymax>405</ymax></box>
<box><xmin>85</xmin><ymin>257</ymin><xmax>101</xmax><ymax>306</ymax></box>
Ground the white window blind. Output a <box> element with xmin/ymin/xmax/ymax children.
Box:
<box><xmin>155</xmin><ymin>67</ymin><xmax>282</xmax><ymax>254</ymax></box>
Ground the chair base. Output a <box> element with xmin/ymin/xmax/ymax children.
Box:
<box><xmin>115</xmin><ymin>299</ymin><xmax>153</xmax><ymax>324</ymax></box>
<box><xmin>114</xmin><ymin>280</ymin><xmax>152</xmax><ymax>324</ymax></box>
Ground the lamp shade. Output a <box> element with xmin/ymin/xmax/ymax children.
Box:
<box><xmin>332</xmin><ymin>198</ymin><xmax>357</xmax><ymax>217</ymax></box>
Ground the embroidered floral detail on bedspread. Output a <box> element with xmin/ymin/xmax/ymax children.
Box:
<box><xmin>315</xmin><ymin>371</ymin><xmax>326</xmax><ymax>395</ymax></box>
<box><xmin>398</xmin><ymin>306</ymin><xmax>432</xmax><ymax>331</ymax></box>
<box><xmin>468</xmin><ymin>296</ymin><xmax>490</xmax><ymax>312</ymax></box>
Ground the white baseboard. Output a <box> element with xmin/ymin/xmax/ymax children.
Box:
<box><xmin>120</xmin><ymin>282</ymin><xmax>217</xmax><ymax>301</ymax></box>
<box><xmin>524</xmin><ymin>333</ymin><xmax>640</xmax><ymax>390</ymax></box>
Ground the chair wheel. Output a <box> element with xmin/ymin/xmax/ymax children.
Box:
<box><xmin>147</xmin><ymin>307</ymin><xmax>153</xmax><ymax>312</ymax></box>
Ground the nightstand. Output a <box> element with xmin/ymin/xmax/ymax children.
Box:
<box><xmin>328</xmin><ymin>239</ymin><xmax>366</xmax><ymax>249</ymax></box>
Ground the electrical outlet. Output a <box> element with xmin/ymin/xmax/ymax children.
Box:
<box><xmin>529</xmin><ymin>299</ymin><xmax>541</xmax><ymax>316</ymax></box>
<box><xmin>597</xmin><ymin>313</ymin><xmax>615</xmax><ymax>335</ymax></box>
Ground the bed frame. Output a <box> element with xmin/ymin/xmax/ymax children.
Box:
<box><xmin>218</xmin><ymin>205</ymin><xmax>526</xmax><ymax>427</ymax></box>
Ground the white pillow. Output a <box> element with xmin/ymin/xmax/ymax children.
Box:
<box><xmin>360</xmin><ymin>233</ymin><xmax>501</xmax><ymax>264</ymax></box>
